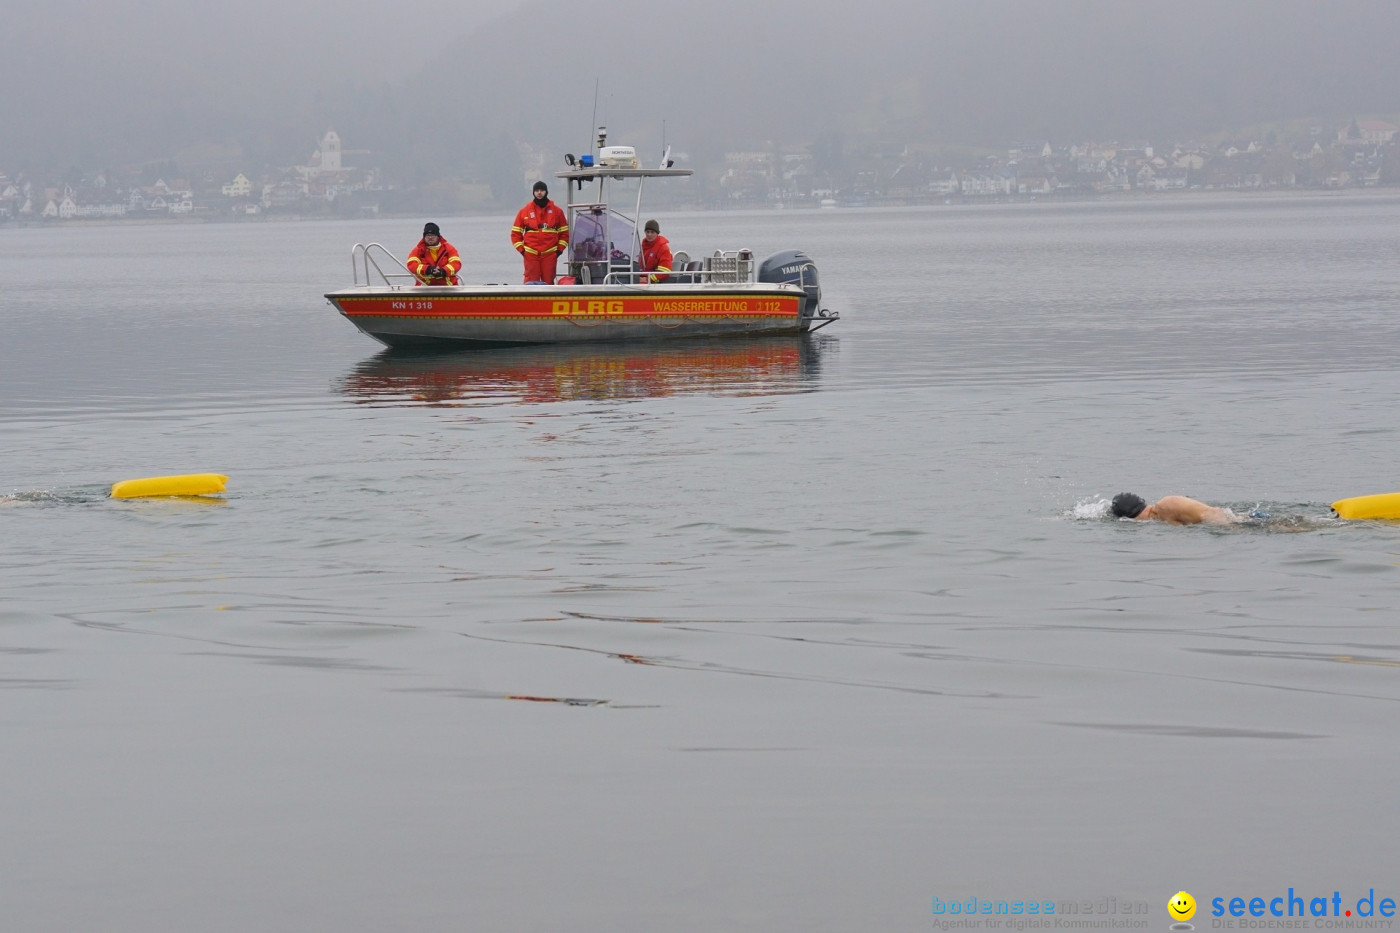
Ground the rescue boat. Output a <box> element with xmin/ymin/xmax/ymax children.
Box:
<box><xmin>324</xmin><ymin>131</ymin><xmax>838</xmax><ymax>349</ymax></box>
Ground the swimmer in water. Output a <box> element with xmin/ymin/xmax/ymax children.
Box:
<box><xmin>1110</xmin><ymin>492</ymin><xmax>1241</xmax><ymax>525</ymax></box>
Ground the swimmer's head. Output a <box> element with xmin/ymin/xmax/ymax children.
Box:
<box><xmin>1111</xmin><ymin>492</ymin><xmax>1147</xmax><ymax>519</ymax></box>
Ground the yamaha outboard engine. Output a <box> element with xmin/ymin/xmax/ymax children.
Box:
<box><xmin>758</xmin><ymin>250</ymin><xmax>822</xmax><ymax>320</ymax></box>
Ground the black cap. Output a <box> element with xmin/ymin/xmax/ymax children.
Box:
<box><xmin>1110</xmin><ymin>492</ymin><xmax>1147</xmax><ymax>518</ymax></box>
<box><xmin>533</xmin><ymin>180</ymin><xmax>548</xmax><ymax>194</ymax></box>
<box><xmin>423</xmin><ymin>222</ymin><xmax>440</xmax><ymax>236</ymax></box>
<box><xmin>644</xmin><ymin>219</ymin><xmax>660</xmax><ymax>233</ymax></box>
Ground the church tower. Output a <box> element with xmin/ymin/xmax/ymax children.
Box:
<box><xmin>320</xmin><ymin>129</ymin><xmax>342</xmax><ymax>172</ymax></box>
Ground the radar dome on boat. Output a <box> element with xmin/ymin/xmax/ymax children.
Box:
<box><xmin>597</xmin><ymin>146</ymin><xmax>638</xmax><ymax>168</ymax></box>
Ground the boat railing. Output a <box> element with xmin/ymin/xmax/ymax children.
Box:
<box><xmin>600</xmin><ymin>265</ymin><xmax>738</xmax><ymax>286</ymax></box>
<box><xmin>350</xmin><ymin>242</ymin><xmax>417</xmax><ymax>289</ymax></box>
<box><xmin>600</xmin><ymin>248</ymin><xmax>804</xmax><ymax>287</ymax></box>
<box><xmin>786</xmin><ymin>260</ymin><xmax>819</xmax><ymax>296</ymax></box>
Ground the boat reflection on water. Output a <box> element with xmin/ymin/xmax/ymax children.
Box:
<box><xmin>337</xmin><ymin>336</ymin><xmax>831</xmax><ymax>407</ymax></box>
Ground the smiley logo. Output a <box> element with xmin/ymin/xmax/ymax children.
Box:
<box><xmin>1168</xmin><ymin>891</ymin><xmax>1197</xmax><ymax>922</ymax></box>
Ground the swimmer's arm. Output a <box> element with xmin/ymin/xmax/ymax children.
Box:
<box><xmin>1152</xmin><ymin>496</ymin><xmax>1237</xmax><ymax>525</ymax></box>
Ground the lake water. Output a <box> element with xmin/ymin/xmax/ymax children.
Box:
<box><xmin>3</xmin><ymin>194</ymin><xmax>1400</xmax><ymax>932</ymax></box>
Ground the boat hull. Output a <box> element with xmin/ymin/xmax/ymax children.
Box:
<box><xmin>325</xmin><ymin>284</ymin><xmax>818</xmax><ymax>348</ymax></box>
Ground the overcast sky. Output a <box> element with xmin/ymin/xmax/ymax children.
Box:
<box><xmin>0</xmin><ymin>0</ymin><xmax>523</xmax><ymax>168</ymax></box>
<box><xmin>3</xmin><ymin>0</ymin><xmax>1398</xmax><ymax>174</ymax></box>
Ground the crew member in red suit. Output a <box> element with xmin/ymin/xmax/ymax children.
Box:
<box><xmin>511</xmin><ymin>181</ymin><xmax>569</xmax><ymax>284</ymax></box>
<box><xmin>405</xmin><ymin>222</ymin><xmax>461</xmax><ymax>285</ymax></box>
<box><xmin>637</xmin><ymin>218</ymin><xmax>672</xmax><ymax>283</ymax></box>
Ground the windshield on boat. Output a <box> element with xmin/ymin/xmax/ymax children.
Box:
<box><xmin>568</xmin><ymin>194</ymin><xmax>636</xmax><ymax>283</ymax></box>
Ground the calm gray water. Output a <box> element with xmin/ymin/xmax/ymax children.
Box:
<box><xmin>3</xmin><ymin>195</ymin><xmax>1400</xmax><ymax>932</ymax></box>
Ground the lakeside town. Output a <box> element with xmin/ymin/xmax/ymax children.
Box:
<box><xmin>3</xmin><ymin>118</ymin><xmax>1399</xmax><ymax>224</ymax></box>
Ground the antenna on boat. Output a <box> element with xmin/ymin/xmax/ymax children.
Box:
<box><xmin>587</xmin><ymin>77</ymin><xmax>599</xmax><ymax>156</ymax></box>
<box><xmin>597</xmin><ymin>91</ymin><xmax>612</xmax><ymax>149</ymax></box>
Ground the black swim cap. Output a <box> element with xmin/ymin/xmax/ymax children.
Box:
<box><xmin>1111</xmin><ymin>492</ymin><xmax>1147</xmax><ymax>518</ymax></box>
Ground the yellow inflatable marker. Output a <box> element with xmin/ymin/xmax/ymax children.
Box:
<box><xmin>1331</xmin><ymin>492</ymin><xmax>1400</xmax><ymax>520</ymax></box>
<box><xmin>110</xmin><ymin>473</ymin><xmax>229</xmax><ymax>499</ymax></box>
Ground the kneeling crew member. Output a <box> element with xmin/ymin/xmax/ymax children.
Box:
<box><xmin>406</xmin><ymin>222</ymin><xmax>461</xmax><ymax>285</ymax></box>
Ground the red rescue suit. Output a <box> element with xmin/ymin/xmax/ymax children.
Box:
<box><xmin>405</xmin><ymin>238</ymin><xmax>461</xmax><ymax>285</ymax></box>
<box><xmin>512</xmin><ymin>200</ymin><xmax>569</xmax><ymax>284</ymax></box>
<box><xmin>638</xmin><ymin>233</ymin><xmax>672</xmax><ymax>283</ymax></box>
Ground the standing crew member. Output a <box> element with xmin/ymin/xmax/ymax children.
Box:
<box><xmin>637</xmin><ymin>218</ymin><xmax>672</xmax><ymax>283</ymax></box>
<box><xmin>511</xmin><ymin>181</ymin><xmax>569</xmax><ymax>284</ymax></box>
<box><xmin>405</xmin><ymin>222</ymin><xmax>461</xmax><ymax>285</ymax></box>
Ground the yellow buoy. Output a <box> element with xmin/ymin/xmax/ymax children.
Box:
<box><xmin>1331</xmin><ymin>492</ymin><xmax>1400</xmax><ymax>520</ymax></box>
<box><xmin>110</xmin><ymin>473</ymin><xmax>229</xmax><ymax>499</ymax></box>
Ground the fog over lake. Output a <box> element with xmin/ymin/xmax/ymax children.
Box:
<box><xmin>4</xmin><ymin>0</ymin><xmax>1399</xmax><ymax>172</ymax></box>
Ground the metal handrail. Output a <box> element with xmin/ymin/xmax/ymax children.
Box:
<box><xmin>351</xmin><ymin>242</ymin><xmax>417</xmax><ymax>289</ymax></box>
<box><xmin>600</xmin><ymin>267</ymin><xmax>737</xmax><ymax>285</ymax></box>
<box><xmin>596</xmin><ymin>255</ymin><xmax>819</xmax><ymax>290</ymax></box>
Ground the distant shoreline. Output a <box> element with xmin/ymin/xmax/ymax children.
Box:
<box><xmin>5</xmin><ymin>185</ymin><xmax>1399</xmax><ymax>231</ymax></box>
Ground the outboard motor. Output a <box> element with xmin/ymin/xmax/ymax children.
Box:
<box><xmin>758</xmin><ymin>250</ymin><xmax>822</xmax><ymax>320</ymax></box>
